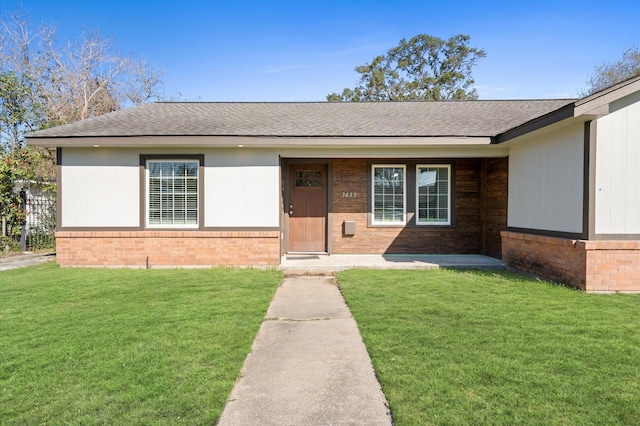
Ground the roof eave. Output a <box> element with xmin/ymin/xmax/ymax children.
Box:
<box><xmin>26</xmin><ymin>135</ymin><xmax>496</xmax><ymax>148</ymax></box>
<box><xmin>574</xmin><ymin>75</ymin><xmax>640</xmax><ymax>117</ymax></box>
<box><xmin>492</xmin><ymin>103</ymin><xmax>576</xmax><ymax>144</ymax></box>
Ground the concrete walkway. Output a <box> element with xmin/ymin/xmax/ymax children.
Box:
<box><xmin>217</xmin><ymin>276</ymin><xmax>392</xmax><ymax>426</ymax></box>
<box><xmin>281</xmin><ymin>253</ymin><xmax>505</xmax><ymax>273</ymax></box>
<box><xmin>0</xmin><ymin>252</ymin><xmax>56</xmax><ymax>271</ymax></box>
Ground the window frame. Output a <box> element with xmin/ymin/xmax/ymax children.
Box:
<box><xmin>371</xmin><ymin>164</ymin><xmax>407</xmax><ymax>226</ymax></box>
<box><xmin>143</xmin><ymin>155</ymin><xmax>204</xmax><ymax>230</ymax></box>
<box><xmin>415</xmin><ymin>164</ymin><xmax>451</xmax><ymax>226</ymax></box>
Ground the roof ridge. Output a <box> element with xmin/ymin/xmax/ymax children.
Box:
<box><xmin>153</xmin><ymin>98</ymin><xmax>577</xmax><ymax>105</ymax></box>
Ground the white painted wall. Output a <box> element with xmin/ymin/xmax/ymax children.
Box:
<box><xmin>508</xmin><ymin>124</ymin><xmax>584</xmax><ymax>233</ymax></box>
<box><xmin>204</xmin><ymin>149</ymin><xmax>280</xmax><ymax>227</ymax></box>
<box><xmin>61</xmin><ymin>148</ymin><xmax>140</xmax><ymax>227</ymax></box>
<box><xmin>60</xmin><ymin>147</ymin><xmax>281</xmax><ymax>229</ymax></box>
<box><xmin>595</xmin><ymin>91</ymin><xmax>640</xmax><ymax>234</ymax></box>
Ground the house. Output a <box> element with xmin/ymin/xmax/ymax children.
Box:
<box><xmin>26</xmin><ymin>76</ymin><xmax>640</xmax><ymax>292</ymax></box>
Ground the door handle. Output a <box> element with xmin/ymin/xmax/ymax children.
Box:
<box><xmin>289</xmin><ymin>204</ymin><xmax>293</xmax><ymax>215</ymax></box>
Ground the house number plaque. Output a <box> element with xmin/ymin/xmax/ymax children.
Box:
<box><xmin>342</xmin><ymin>192</ymin><xmax>357</xmax><ymax>198</ymax></box>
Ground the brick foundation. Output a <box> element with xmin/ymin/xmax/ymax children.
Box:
<box><xmin>581</xmin><ymin>240</ymin><xmax>640</xmax><ymax>292</ymax></box>
<box><xmin>501</xmin><ymin>231</ymin><xmax>640</xmax><ymax>292</ymax></box>
<box><xmin>56</xmin><ymin>231</ymin><xmax>280</xmax><ymax>267</ymax></box>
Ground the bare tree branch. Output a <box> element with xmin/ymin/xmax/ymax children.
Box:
<box><xmin>1</xmin><ymin>10</ymin><xmax>165</xmax><ymax>129</ymax></box>
<box><xmin>582</xmin><ymin>47</ymin><xmax>640</xmax><ymax>96</ymax></box>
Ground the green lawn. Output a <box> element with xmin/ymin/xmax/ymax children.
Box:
<box><xmin>0</xmin><ymin>263</ymin><xmax>282</xmax><ymax>425</ymax></box>
<box><xmin>338</xmin><ymin>269</ymin><xmax>640</xmax><ymax>425</ymax></box>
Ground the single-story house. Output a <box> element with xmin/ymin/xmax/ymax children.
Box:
<box><xmin>26</xmin><ymin>76</ymin><xmax>640</xmax><ymax>292</ymax></box>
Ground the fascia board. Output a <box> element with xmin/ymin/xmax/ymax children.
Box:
<box><xmin>574</xmin><ymin>76</ymin><xmax>640</xmax><ymax>117</ymax></box>
<box><xmin>26</xmin><ymin>135</ymin><xmax>494</xmax><ymax>148</ymax></box>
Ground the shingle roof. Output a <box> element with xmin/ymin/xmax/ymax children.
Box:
<box><xmin>26</xmin><ymin>100</ymin><xmax>576</xmax><ymax>139</ymax></box>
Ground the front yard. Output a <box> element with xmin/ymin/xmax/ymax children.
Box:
<box><xmin>0</xmin><ymin>263</ymin><xmax>282</xmax><ymax>424</ymax></box>
<box><xmin>338</xmin><ymin>269</ymin><xmax>640</xmax><ymax>425</ymax></box>
<box><xmin>4</xmin><ymin>264</ymin><xmax>640</xmax><ymax>425</ymax></box>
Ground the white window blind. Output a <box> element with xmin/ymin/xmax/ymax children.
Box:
<box><xmin>147</xmin><ymin>160</ymin><xmax>199</xmax><ymax>226</ymax></box>
<box><xmin>372</xmin><ymin>165</ymin><xmax>406</xmax><ymax>224</ymax></box>
<box><xmin>417</xmin><ymin>165</ymin><xmax>450</xmax><ymax>225</ymax></box>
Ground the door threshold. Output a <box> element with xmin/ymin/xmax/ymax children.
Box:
<box><xmin>286</xmin><ymin>252</ymin><xmax>329</xmax><ymax>256</ymax></box>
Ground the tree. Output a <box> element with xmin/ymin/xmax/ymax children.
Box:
<box><xmin>582</xmin><ymin>47</ymin><xmax>640</xmax><ymax>95</ymax></box>
<box><xmin>0</xmin><ymin>10</ymin><xmax>165</xmax><ymax>138</ymax></box>
<box><xmin>327</xmin><ymin>34</ymin><xmax>486</xmax><ymax>102</ymax></box>
<box><xmin>123</xmin><ymin>58</ymin><xmax>164</xmax><ymax>106</ymax></box>
<box><xmin>0</xmin><ymin>10</ymin><xmax>165</xmax><ymax>251</ymax></box>
<box><xmin>0</xmin><ymin>71</ymin><xmax>43</xmax><ymax>154</ymax></box>
<box><xmin>0</xmin><ymin>9</ymin><xmax>165</xmax><ymax>176</ymax></box>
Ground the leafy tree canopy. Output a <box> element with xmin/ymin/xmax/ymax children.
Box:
<box><xmin>0</xmin><ymin>72</ymin><xmax>45</xmax><ymax>154</ymax></box>
<box><xmin>327</xmin><ymin>34</ymin><xmax>486</xmax><ymax>102</ymax></box>
<box><xmin>582</xmin><ymin>47</ymin><xmax>640</xmax><ymax>96</ymax></box>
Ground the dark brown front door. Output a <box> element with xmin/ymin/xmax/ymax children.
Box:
<box><xmin>288</xmin><ymin>164</ymin><xmax>328</xmax><ymax>252</ymax></box>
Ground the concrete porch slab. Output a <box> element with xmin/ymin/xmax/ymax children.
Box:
<box><xmin>280</xmin><ymin>254</ymin><xmax>505</xmax><ymax>273</ymax></box>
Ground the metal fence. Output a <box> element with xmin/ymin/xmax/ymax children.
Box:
<box><xmin>20</xmin><ymin>188</ymin><xmax>56</xmax><ymax>252</ymax></box>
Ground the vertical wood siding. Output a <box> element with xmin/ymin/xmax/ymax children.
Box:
<box><xmin>204</xmin><ymin>149</ymin><xmax>280</xmax><ymax>227</ymax></box>
<box><xmin>60</xmin><ymin>147</ymin><xmax>280</xmax><ymax>229</ymax></box>
<box><xmin>61</xmin><ymin>148</ymin><xmax>140</xmax><ymax>227</ymax></box>
<box><xmin>507</xmin><ymin>124</ymin><xmax>584</xmax><ymax>233</ymax></box>
<box><xmin>595</xmin><ymin>91</ymin><xmax>640</xmax><ymax>234</ymax></box>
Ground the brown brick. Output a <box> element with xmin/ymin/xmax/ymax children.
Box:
<box><xmin>503</xmin><ymin>232</ymin><xmax>640</xmax><ymax>292</ymax></box>
<box><xmin>329</xmin><ymin>158</ymin><xmax>507</xmax><ymax>256</ymax></box>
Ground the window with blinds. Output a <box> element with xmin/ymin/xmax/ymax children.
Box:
<box><xmin>417</xmin><ymin>165</ymin><xmax>450</xmax><ymax>225</ymax></box>
<box><xmin>147</xmin><ymin>160</ymin><xmax>199</xmax><ymax>227</ymax></box>
<box><xmin>372</xmin><ymin>165</ymin><xmax>406</xmax><ymax>224</ymax></box>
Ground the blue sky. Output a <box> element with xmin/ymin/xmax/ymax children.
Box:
<box><xmin>5</xmin><ymin>0</ymin><xmax>640</xmax><ymax>101</ymax></box>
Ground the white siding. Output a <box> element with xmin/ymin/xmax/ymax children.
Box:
<box><xmin>61</xmin><ymin>148</ymin><xmax>140</xmax><ymax>227</ymax></box>
<box><xmin>204</xmin><ymin>149</ymin><xmax>280</xmax><ymax>227</ymax></box>
<box><xmin>595</xmin><ymin>91</ymin><xmax>640</xmax><ymax>234</ymax></box>
<box><xmin>508</xmin><ymin>124</ymin><xmax>584</xmax><ymax>233</ymax></box>
<box><xmin>60</xmin><ymin>147</ymin><xmax>280</xmax><ymax>229</ymax></box>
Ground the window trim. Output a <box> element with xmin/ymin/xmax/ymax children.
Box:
<box><xmin>140</xmin><ymin>154</ymin><xmax>205</xmax><ymax>230</ymax></box>
<box><xmin>371</xmin><ymin>164</ymin><xmax>407</xmax><ymax>226</ymax></box>
<box><xmin>415</xmin><ymin>164</ymin><xmax>451</xmax><ymax>226</ymax></box>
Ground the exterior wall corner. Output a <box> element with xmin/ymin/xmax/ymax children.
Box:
<box><xmin>502</xmin><ymin>231</ymin><xmax>640</xmax><ymax>292</ymax></box>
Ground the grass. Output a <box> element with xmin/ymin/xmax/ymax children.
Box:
<box><xmin>338</xmin><ymin>269</ymin><xmax>640</xmax><ymax>425</ymax></box>
<box><xmin>0</xmin><ymin>263</ymin><xmax>282</xmax><ymax>425</ymax></box>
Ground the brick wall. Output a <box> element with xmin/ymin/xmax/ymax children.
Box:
<box><xmin>501</xmin><ymin>231</ymin><xmax>587</xmax><ymax>289</ymax></box>
<box><xmin>331</xmin><ymin>158</ymin><xmax>506</xmax><ymax>255</ymax></box>
<box><xmin>483</xmin><ymin>158</ymin><xmax>509</xmax><ymax>259</ymax></box>
<box><xmin>502</xmin><ymin>231</ymin><xmax>640</xmax><ymax>292</ymax></box>
<box><xmin>581</xmin><ymin>240</ymin><xmax>640</xmax><ymax>292</ymax></box>
<box><xmin>56</xmin><ymin>231</ymin><xmax>280</xmax><ymax>267</ymax></box>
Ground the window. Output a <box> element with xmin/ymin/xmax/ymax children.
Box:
<box><xmin>372</xmin><ymin>165</ymin><xmax>406</xmax><ymax>224</ymax></box>
<box><xmin>295</xmin><ymin>169</ymin><xmax>322</xmax><ymax>187</ymax></box>
<box><xmin>147</xmin><ymin>160</ymin><xmax>199</xmax><ymax>227</ymax></box>
<box><xmin>416</xmin><ymin>165</ymin><xmax>450</xmax><ymax>225</ymax></box>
